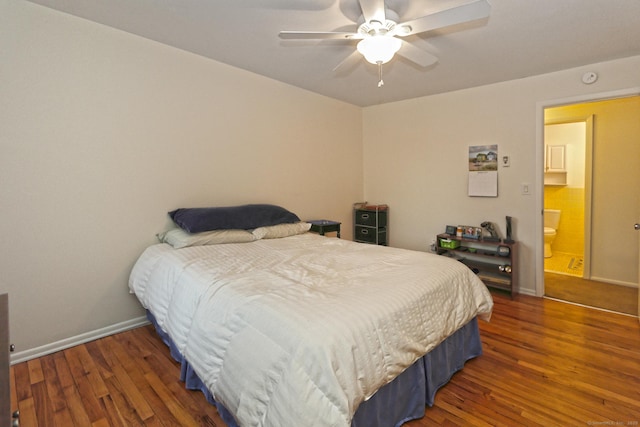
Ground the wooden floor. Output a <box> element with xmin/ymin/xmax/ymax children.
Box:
<box><xmin>544</xmin><ymin>271</ymin><xmax>638</xmax><ymax>316</ymax></box>
<box><xmin>10</xmin><ymin>293</ymin><xmax>640</xmax><ymax>426</ymax></box>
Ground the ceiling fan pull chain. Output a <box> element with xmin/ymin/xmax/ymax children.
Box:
<box><xmin>377</xmin><ymin>62</ymin><xmax>384</xmax><ymax>87</ymax></box>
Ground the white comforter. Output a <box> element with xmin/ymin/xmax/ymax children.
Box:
<box><xmin>129</xmin><ymin>233</ymin><xmax>493</xmax><ymax>427</ymax></box>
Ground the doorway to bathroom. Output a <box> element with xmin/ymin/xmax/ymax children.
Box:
<box><xmin>543</xmin><ymin>120</ymin><xmax>588</xmax><ymax>278</ymax></box>
<box><xmin>542</xmin><ymin>96</ymin><xmax>640</xmax><ymax>315</ymax></box>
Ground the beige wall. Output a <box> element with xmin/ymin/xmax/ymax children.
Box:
<box><xmin>1</xmin><ymin>1</ymin><xmax>363</xmax><ymax>358</ymax></box>
<box><xmin>362</xmin><ymin>57</ymin><xmax>640</xmax><ymax>295</ymax></box>
<box><xmin>545</xmin><ymin>97</ymin><xmax>640</xmax><ymax>286</ymax></box>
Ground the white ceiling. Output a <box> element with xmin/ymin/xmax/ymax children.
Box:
<box><xmin>26</xmin><ymin>0</ymin><xmax>640</xmax><ymax>107</ymax></box>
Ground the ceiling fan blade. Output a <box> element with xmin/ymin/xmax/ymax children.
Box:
<box><xmin>358</xmin><ymin>0</ymin><xmax>386</xmax><ymax>24</ymax></box>
<box><xmin>397</xmin><ymin>0</ymin><xmax>491</xmax><ymax>36</ymax></box>
<box><xmin>332</xmin><ymin>50</ymin><xmax>362</xmax><ymax>73</ymax></box>
<box><xmin>279</xmin><ymin>31</ymin><xmax>360</xmax><ymax>40</ymax></box>
<box><xmin>396</xmin><ymin>41</ymin><xmax>439</xmax><ymax>67</ymax></box>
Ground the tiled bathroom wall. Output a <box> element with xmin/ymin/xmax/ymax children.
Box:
<box><xmin>544</xmin><ymin>186</ymin><xmax>584</xmax><ymax>255</ymax></box>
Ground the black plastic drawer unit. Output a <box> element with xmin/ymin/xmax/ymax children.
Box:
<box><xmin>353</xmin><ymin>206</ymin><xmax>388</xmax><ymax>246</ymax></box>
<box><xmin>355</xmin><ymin>226</ymin><xmax>387</xmax><ymax>244</ymax></box>
<box><xmin>354</xmin><ymin>210</ymin><xmax>387</xmax><ymax>227</ymax></box>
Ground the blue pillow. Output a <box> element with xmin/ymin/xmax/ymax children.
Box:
<box><xmin>168</xmin><ymin>204</ymin><xmax>300</xmax><ymax>233</ymax></box>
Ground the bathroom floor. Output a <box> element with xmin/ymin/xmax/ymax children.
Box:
<box><xmin>544</xmin><ymin>251</ymin><xmax>583</xmax><ymax>277</ymax></box>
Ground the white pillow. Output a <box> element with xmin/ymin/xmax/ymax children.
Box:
<box><xmin>252</xmin><ymin>221</ymin><xmax>312</xmax><ymax>239</ymax></box>
<box><xmin>157</xmin><ymin>228</ymin><xmax>256</xmax><ymax>249</ymax></box>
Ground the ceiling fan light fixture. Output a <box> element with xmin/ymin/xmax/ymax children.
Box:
<box><xmin>357</xmin><ymin>36</ymin><xmax>402</xmax><ymax>64</ymax></box>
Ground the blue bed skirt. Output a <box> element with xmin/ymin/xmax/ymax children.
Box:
<box><xmin>147</xmin><ymin>311</ymin><xmax>482</xmax><ymax>427</ymax></box>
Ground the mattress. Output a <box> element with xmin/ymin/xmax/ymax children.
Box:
<box><xmin>129</xmin><ymin>232</ymin><xmax>493</xmax><ymax>427</ymax></box>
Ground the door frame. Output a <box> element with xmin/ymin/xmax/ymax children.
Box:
<box><xmin>534</xmin><ymin>87</ymin><xmax>640</xmax><ymax>297</ymax></box>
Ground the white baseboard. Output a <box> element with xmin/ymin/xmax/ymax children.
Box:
<box><xmin>10</xmin><ymin>316</ymin><xmax>150</xmax><ymax>365</ymax></box>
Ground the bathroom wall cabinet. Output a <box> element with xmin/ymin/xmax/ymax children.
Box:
<box><xmin>545</xmin><ymin>144</ymin><xmax>566</xmax><ymax>171</ymax></box>
<box><xmin>436</xmin><ymin>234</ymin><xmax>518</xmax><ymax>296</ymax></box>
<box><xmin>544</xmin><ymin>144</ymin><xmax>567</xmax><ymax>185</ymax></box>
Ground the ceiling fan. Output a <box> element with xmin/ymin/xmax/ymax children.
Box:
<box><xmin>279</xmin><ymin>0</ymin><xmax>491</xmax><ymax>87</ymax></box>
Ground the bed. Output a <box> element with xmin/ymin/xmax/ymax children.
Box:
<box><xmin>128</xmin><ymin>205</ymin><xmax>493</xmax><ymax>427</ymax></box>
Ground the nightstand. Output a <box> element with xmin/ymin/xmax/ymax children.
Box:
<box><xmin>307</xmin><ymin>220</ymin><xmax>341</xmax><ymax>238</ymax></box>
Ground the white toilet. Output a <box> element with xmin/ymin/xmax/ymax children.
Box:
<box><xmin>544</xmin><ymin>209</ymin><xmax>561</xmax><ymax>258</ymax></box>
